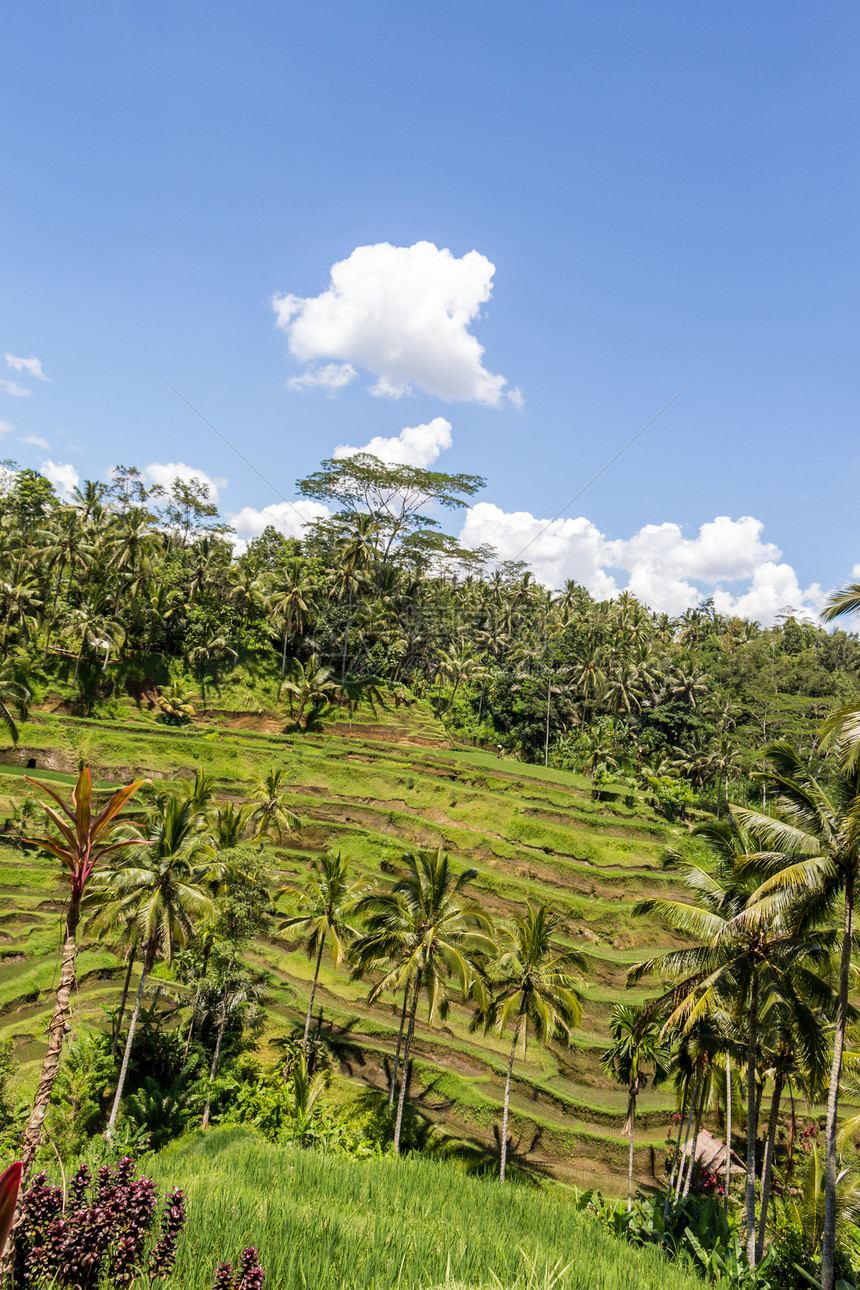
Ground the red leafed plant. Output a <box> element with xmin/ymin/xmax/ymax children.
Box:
<box><xmin>0</xmin><ymin>1162</ymin><xmax>22</xmax><ymax>1259</ymax></box>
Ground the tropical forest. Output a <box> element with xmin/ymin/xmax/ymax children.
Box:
<box><xmin>0</xmin><ymin>454</ymin><xmax>859</xmax><ymax>1290</ymax></box>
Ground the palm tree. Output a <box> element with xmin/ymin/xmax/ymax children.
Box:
<box><xmin>482</xmin><ymin>904</ymin><xmax>584</xmax><ymax>1181</ymax></box>
<box><xmin>248</xmin><ymin>768</ymin><xmax>298</xmax><ymax>841</ymax></box>
<box><xmin>354</xmin><ymin>849</ymin><xmax>494</xmax><ymax>1153</ymax></box>
<box><xmin>282</xmin><ymin>655</ymin><xmax>340</xmax><ymax>729</ymax></box>
<box><xmin>278</xmin><ymin>852</ymin><xmax>361</xmax><ymax>1052</ymax></box>
<box><xmin>91</xmin><ymin>795</ymin><xmax>214</xmax><ymax>1136</ymax></box>
<box><xmin>600</xmin><ymin>1004</ymin><xmax>671</xmax><ymax>1210</ymax></box>
<box><xmin>0</xmin><ymin>660</ymin><xmax>29</xmax><ymax>746</ymax></box>
<box><xmin>201</xmin><ymin>960</ymin><xmax>268</xmax><ymax>1130</ymax></box>
<box><xmin>266</xmin><ymin>556</ymin><xmax>314</xmax><ymax>682</ymax></box>
<box><xmin>736</xmin><ymin>740</ymin><xmax>860</xmax><ymax>1289</ymax></box>
<box><xmin>630</xmin><ymin>824</ymin><xmax>832</xmax><ymax>1265</ymax></box>
<box><xmin>11</xmin><ymin>769</ymin><xmax>145</xmax><ymax>1183</ymax></box>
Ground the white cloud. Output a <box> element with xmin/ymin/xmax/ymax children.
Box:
<box><xmin>19</xmin><ymin>434</ymin><xmax>50</xmax><ymax>449</ymax></box>
<box><xmin>458</xmin><ymin>505</ymin><xmax>822</xmax><ymax>625</ymax></box>
<box><xmin>274</xmin><ymin>241</ymin><xmax>515</xmax><ymax>405</ymax></box>
<box><xmin>287</xmin><ymin>362</ymin><xmax>357</xmax><ymax>393</ymax></box>
<box><xmin>5</xmin><ymin>354</ymin><xmax>49</xmax><ymax>381</ymax></box>
<box><xmin>41</xmin><ymin>459</ymin><xmax>79</xmax><ymax>499</ymax></box>
<box><xmin>333</xmin><ymin>417</ymin><xmax>453</xmax><ymax>469</ymax></box>
<box><xmin>142</xmin><ymin>461</ymin><xmax>227</xmax><ymax>503</ymax></box>
<box><xmin>0</xmin><ymin>420</ymin><xmax>13</xmax><ymax>437</ymax></box>
<box><xmin>228</xmin><ymin>498</ymin><xmax>330</xmax><ymax>548</ymax></box>
<box><xmin>0</xmin><ymin>379</ymin><xmax>31</xmax><ymax>398</ymax></box>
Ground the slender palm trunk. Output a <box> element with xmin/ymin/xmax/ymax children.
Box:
<box><xmin>821</xmin><ymin>871</ymin><xmax>854</xmax><ymax>1290</ymax></box>
<box><xmin>393</xmin><ymin>972</ymin><xmax>421</xmax><ymax>1155</ymax></box>
<box><xmin>73</xmin><ymin>634</ymin><xmax>87</xmax><ymax>686</ymax></box>
<box><xmin>107</xmin><ymin>949</ymin><xmax>152</xmax><ymax>1135</ymax></box>
<box><xmin>389</xmin><ymin>988</ymin><xmax>410</xmax><ymax>1107</ymax></box>
<box><xmin>675</xmin><ymin>1063</ymin><xmax>702</xmax><ymax>1203</ymax></box>
<box><xmin>544</xmin><ymin>678</ymin><xmax>551</xmax><ymax>767</ymax></box>
<box><xmin>303</xmin><ymin>936</ymin><xmax>326</xmax><ymax>1052</ymax></box>
<box><xmin>20</xmin><ymin>898</ymin><xmax>80</xmax><ymax>1179</ymax></box>
<box><xmin>664</xmin><ymin>1076</ymin><xmax>690</xmax><ymax>1221</ymax></box>
<box><xmin>341</xmin><ymin>587</ymin><xmax>353</xmax><ymax>685</ymax></box>
<box><xmin>202</xmin><ymin>997</ymin><xmax>229</xmax><ymax>1131</ymax></box>
<box><xmin>111</xmin><ymin>946</ymin><xmax>136</xmax><ymax>1059</ymax></box>
<box><xmin>280</xmin><ymin>606</ymin><xmax>293</xmax><ymax>682</ymax></box>
<box><xmin>682</xmin><ymin>1084</ymin><xmax>705</xmax><ymax>1200</ymax></box>
<box><xmin>724</xmin><ymin>1052</ymin><xmax>732</xmax><ymax>1220</ymax></box>
<box><xmin>500</xmin><ymin>1021</ymin><xmax>521</xmax><ymax>1183</ymax></box>
<box><xmin>626</xmin><ymin>1084</ymin><xmax>638</xmax><ymax>1212</ymax></box>
<box><xmin>757</xmin><ymin>1071</ymin><xmax>784</xmax><ymax>1261</ymax></box>
<box><xmin>182</xmin><ymin>995</ymin><xmax>197</xmax><ymax>1064</ymax></box>
<box><xmin>745</xmin><ymin>981</ymin><xmax>760</xmax><ymax>1266</ymax></box>
<box><xmin>0</xmin><ymin>898</ymin><xmax>81</xmax><ymax>1279</ymax></box>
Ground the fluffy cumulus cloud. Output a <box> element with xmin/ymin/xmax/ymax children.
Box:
<box><xmin>20</xmin><ymin>434</ymin><xmax>50</xmax><ymax>449</ymax></box>
<box><xmin>333</xmin><ymin>417</ymin><xmax>453</xmax><ymax>469</ymax></box>
<box><xmin>459</xmin><ymin>505</ymin><xmax>822</xmax><ymax>625</ymax></box>
<box><xmin>41</xmin><ymin>459</ymin><xmax>79</xmax><ymax>499</ymax></box>
<box><xmin>5</xmin><ymin>354</ymin><xmax>50</xmax><ymax>381</ymax></box>
<box><xmin>228</xmin><ymin>498</ymin><xmax>330</xmax><ymax>549</ymax></box>
<box><xmin>0</xmin><ymin>420</ymin><xmax>13</xmax><ymax>437</ymax></box>
<box><xmin>142</xmin><ymin>461</ymin><xmax>227</xmax><ymax>502</ymax></box>
<box><xmin>274</xmin><ymin>241</ymin><xmax>517</xmax><ymax>405</ymax></box>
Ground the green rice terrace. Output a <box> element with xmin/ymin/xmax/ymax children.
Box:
<box><xmin>0</xmin><ymin>684</ymin><xmax>696</xmax><ymax>1198</ymax></box>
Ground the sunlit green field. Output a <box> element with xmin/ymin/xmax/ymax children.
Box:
<box><xmin>153</xmin><ymin>1127</ymin><xmax>704</xmax><ymax>1290</ymax></box>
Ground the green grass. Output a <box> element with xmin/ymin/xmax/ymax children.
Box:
<box><xmin>0</xmin><ymin>688</ymin><xmax>697</xmax><ymax>1187</ymax></box>
<box><xmin>153</xmin><ymin>1127</ymin><xmax>703</xmax><ymax>1290</ymax></box>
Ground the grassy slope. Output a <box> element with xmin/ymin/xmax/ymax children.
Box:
<box><xmin>0</xmin><ymin>683</ymin><xmax>703</xmax><ymax>1194</ymax></box>
<box><xmin>151</xmin><ymin>1125</ymin><xmax>704</xmax><ymax>1290</ymax></box>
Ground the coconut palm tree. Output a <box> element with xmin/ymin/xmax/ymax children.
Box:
<box><xmin>278</xmin><ymin>852</ymin><xmax>362</xmax><ymax>1052</ymax></box>
<box><xmin>601</xmin><ymin>1004</ymin><xmax>671</xmax><ymax>1210</ymax></box>
<box><xmin>630</xmin><ymin>824</ymin><xmax>832</xmax><ymax>1265</ymax></box>
<box><xmin>282</xmin><ymin>655</ymin><xmax>340</xmax><ymax>729</ymax></box>
<box><xmin>0</xmin><ymin>661</ymin><xmax>29</xmax><ymax>746</ymax></box>
<box><xmin>10</xmin><ymin>769</ymin><xmax>145</xmax><ymax>1182</ymax></box>
<box><xmin>354</xmin><ymin>849</ymin><xmax>495</xmax><ymax>1153</ymax></box>
<box><xmin>91</xmin><ymin>795</ymin><xmax>214</xmax><ymax>1136</ymax></box>
<box><xmin>482</xmin><ymin>904</ymin><xmax>584</xmax><ymax>1181</ymax></box>
<box><xmin>736</xmin><ymin>740</ymin><xmax>860</xmax><ymax>1289</ymax></box>
<box><xmin>266</xmin><ymin>556</ymin><xmax>314</xmax><ymax>683</ymax></box>
<box><xmin>248</xmin><ymin>768</ymin><xmax>298</xmax><ymax>841</ymax></box>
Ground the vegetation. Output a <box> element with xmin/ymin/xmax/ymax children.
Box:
<box><xmin>1</xmin><ymin>456</ymin><xmax>860</xmax><ymax>1286</ymax></box>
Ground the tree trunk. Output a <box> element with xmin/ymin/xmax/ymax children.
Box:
<box><xmin>303</xmin><ymin>935</ymin><xmax>326</xmax><ymax>1052</ymax></box>
<box><xmin>201</xmin><ymin>996</ymin><xmax>228</xmax><ymax>1131</ymax></box>
<box><xmin>682</xmin><ymin>1087</ymin><xmax>705</xmax><ymax>1200</ymax></box>
<box><xmin>389</xmin><ymin>988</ymin><xmax>410</xmax><ymax>1107</ymax></box>
<box><xmin>664</xmin><ymin>1076</ymin><xmax>690</xmax><ymax>1222</ymax></box>
<box><xmin>544</xmin><ymin>678</ymin><xmax>551</xmax><ymax>767</ymax></box>
<box><xmin>0</xmin><ymin>905</ymin><xmax>82</xmax><ymax>1281</ymax></box>
<box><xmin>73</xmin><ymin>634</ymin><xmax>87</xmax><ymax>686</ymax></box>
<box><xmin>745</xmin><ymin>980</ymin><xmax>759</xmax><ymax>1266</ymax></box>
<box><xmin>675</xmin><ymin>1063</ymin><xmax>701</xmax><ymax>1204</ymax></box>
<box><xmin>341</xmin><ymin>587</ymin><xmax>353</xmax><ymax>685</ymax></box>
<box><xmin>724</xmin><ymin>1051</ymin><xmax>732</xmax><ymax>1220</ymax></box>
<box><xmin>757</xmin><ymin>1071</ymin><xmax>784</xmax><ymax>1262</ymax></box>
<box><xmin>107</xmin><ymin>951</ymin><xmax>151</xmax><ymax>1135</ymax></box>
<box><xmin>821</xmin><ymin>870</ymin><xmax>854</xmax><ymax>1290</ymax></box>
<box><xmin>19</xmin><ymin>898</ymin><xmax>80</xmax><ymax>1179</ymax></box>
<box><xmin>111</xmin><ymin>945</ymin><xmax>136</xmax><ymax>1059</ymax></box>
<box><xmin>500</xmin><ymin>1023</ymin><xmax>520</xmax><ymax>1183</ymax></box>
<box><xmin>393</xmin><ymin>972</ymin><xmax>421</xmax><ymax>1155</ymax></box>
<box><xmin>626</xmin><ymin>1083</ymin><xmax>637</xmax><ymax>1212</ymax></box>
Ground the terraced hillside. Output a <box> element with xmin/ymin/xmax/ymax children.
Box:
<box><xmin>0</xmin><ymin>691</ymin><xmax>698</xmax><ymax>1194</ymax></box>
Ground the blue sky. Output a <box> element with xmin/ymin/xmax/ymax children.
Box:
<box><xmin>2</xmin><ymin>2</ymin><xmax>858</xmax><ymax>622</ymax></box>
